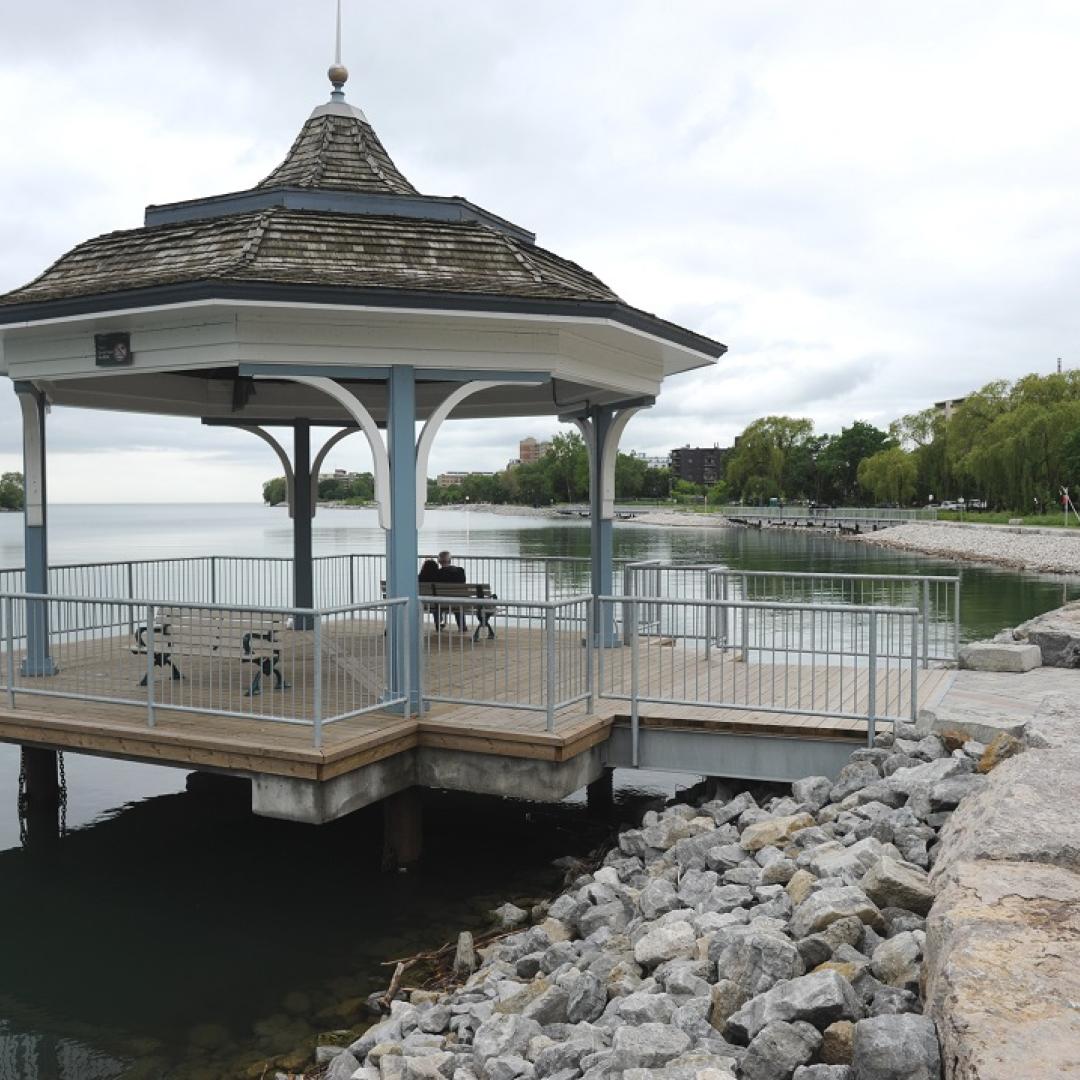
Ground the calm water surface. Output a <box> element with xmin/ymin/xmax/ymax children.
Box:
<box><xmin>0</xmin><ymin>504</ymin><xmax>1076</xmax><ymax>1078</ymax></box>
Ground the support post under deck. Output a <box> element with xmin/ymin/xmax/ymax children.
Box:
<box><xmin>382</xmin><ymin>787</ymin><xmax>423</xmax><ymax>869</ymax></box>
<box><xmin>586</xmin><ymin>767</ymin><xmax>615</xmax><ymax>818</ymax></box>
<box><xmin>20</xmin><ymin>746</ymin><xmax>61</xmax><ymax>845</ymax></box>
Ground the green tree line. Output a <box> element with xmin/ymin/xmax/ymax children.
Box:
<box><xmin>0</xmin><ymin>472</ymin><xmax>24</xmax><ymax>511</ymax></box>
<box><xmin>262</xmin><ymin>473</ymin><xmax>375</xmax><ymax>507</ymax></box>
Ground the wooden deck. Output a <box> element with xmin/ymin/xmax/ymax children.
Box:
<box><xmin>0</xmin><ymin>625</ymin><xmax>954</xmax><ymax>781</ymax></box>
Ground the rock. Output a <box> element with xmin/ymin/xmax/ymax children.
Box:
<box><xmin>634</xmin><ymin>921</ymin><xmax>697</xmax><ymax>967</ymax></box>
<box><xmin>860</xmin><ymin>857</ymin><xmax>934</xmax><ymax>916</ymax></box>
<box><xmin>492</xmin><ymin>903</ymin><xmax>529</xmax><ymax>929</ymax></box>
<box><xmin>850</xmin><ymin>1014</ymin><xmax>940</xmax><ymax>1080</ymax></box>
<box><xmin>931</xmin><ymin>748</ymin><xmax>1080</xmax><ymax>885</ymax></box>
<box><xmin>786</xmin><ymin>869</ymin><xmax>816</xmax><ymax>905</ymax></box>
<box><xmin>870</xmin><ymin>932</ymin><xmax>922</xmax><ymax>991</ymax></box>
<box><xmin>977</xmin><ymin>731</ymin><xmax>1023</xmax><ymax>773</ymax></box>
<box><xmin>925</xmin><ymin>859</ymin><xmax>1080</xmax><ymax>1080</ymax></box>
<box><xmin>957</xmin><ymin>641</ymin><xmax>1042</xmax><ymax>672</ymax></box>
<box><xmin>761</xmin><ymin>858</ymin><xmax>797</xmax><ymax>885</ymax></box>
<box><xmin>472</xmin><ymin>1015</ymin><xmax>542</xmax><ymax>1071</ymax></box>
<box><xmin>821</xmin><ymin>1020</ymin><xmax>854</xmax><ymax>1064</ymax></box>
<box><xmin>726</xmin><ymin>970</ymin><xmax>863</xmax><ymax>1044</ymax></box>
<box><xmin>401</xmin><ymin>1053</ymin><xmax>455</xmax><ymax>1080</ymax></box>
<box><xmin>830</xmin><ymin>763</ymin><xmax>881</xmax><ymax>802</ymax></box>
<box><xmin>1014</xmin><ymin>602</ymin><xmax>1080</xmax><ymax>666</ymax></box>
<box><xmin>867</xmin><ymin>986</ymin><xmax>918</xmax><ymax>1016</ymax></box>
<box><xmin>885</xmin><ymin>757</ymin><xmax>968</xmax><ymax>797</ymax></box>
<box><xmin>794</xmin><ymin>1068</ymin><xmax>852</xmax><ymax>1079</ymax></box>
<box><xmin>789</xmin><ymin>887</ymin><xmax>884</xmax><ymax>939</ymax></box>
<box><xmin>453</xmin><ymin>932</ymin><xmax>478</xmax><ymax>978</ymax></box>
<box><xmin>741</xmin><ymin>813</ymin><xmax>816</xmax><ymax>853</ymax></box>
<box><xmin>640</xmin><ymin>878</ymin><xmax>681</xmax><ymax>920</ymax></box>
<box><xmin>916</xmin><ymin>698</ymin><xmax>1030</xmax><ymax>744</ymax></box>
<box><xmin>609</xmin><ymin>1023</ymin><xmax>691</xmax><ymax>1069</ymax></box>
<box><xmin>520</xmin><ymin>985</ymin><xmax>569</xmax><ymax>1026</ymax></box>
<box><xmin>713</xmin><ymin>927</ymin><xmax>804</xmax><ymax>996</ymax></box>
<box><xmin>566</xmin><ymin>972</ymin><xmax>606</xmax><ymax>1023</ymax></box>
<box><xmin>741</xmin><ymin>1020</ymin><xmax>821</xmax><ymax>1080</ymax></box>
<box><xmin>418</xmin><ymin>1005</ymin><xmax>452</xmax><ymax>1034</ymax></box>
<box><xmin>324</xmin><ymin>1051</ymin><xmax>361</xmax><ymax>1080</ymax></box>
<box><xmin>705</xmin><ymin>791</ymin><xmax>758</xmax><ymax>825</ymax></box>
<box><xmin>792</xmin><ymin>776</ymin><xmax>833</xmax><ymax>811</ymax></box>
<box><xmin>808</xmin><ymin>839</ymin><xmax>898</xmax><ymax>883</ymax></box>
<box><xmin>710</xmin><ymin>978</ymin><xmax>750</xmax><ymax>1028</ymax></box>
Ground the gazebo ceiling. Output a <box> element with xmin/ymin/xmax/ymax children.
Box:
<box><xmin>0</xmin><ymin>72</ymin><xmax>725</xmax><ymax>421</ymax></box>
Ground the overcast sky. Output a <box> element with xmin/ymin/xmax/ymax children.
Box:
<box><xmin>2</xmin><ymin>0</ymin><xmax>1079</xmax><ymax>502</ymax></box>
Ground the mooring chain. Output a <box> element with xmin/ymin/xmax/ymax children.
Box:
<box><xmin>57</xmin><ymin>751</ymin><xmax>68</xmax><ymax>837</ymax></box>
<box><xmin>14</xmin><ymin>749</ymin><xmax>68</xmax><ymax>844</ymax></box>
<box><xmin>16</xmin><ymin>753</ymin><xmax>27</xmax><ymax>846</ymax></box>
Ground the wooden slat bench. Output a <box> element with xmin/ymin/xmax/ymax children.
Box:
<box><xmin>381</xmin><ymin>581</ymin><xmax>498</xmax><ymax>641</ymax></box>
<box><xmin>131</xmin><ymin>608</ymin><xmax>291</xmax><ymax>695</ymax></box>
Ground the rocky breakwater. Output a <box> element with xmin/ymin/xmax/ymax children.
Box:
<box><xmin>318</xmin><ymin>729</ymin><xmax>994</xmax><ymax>1080</ymax></box>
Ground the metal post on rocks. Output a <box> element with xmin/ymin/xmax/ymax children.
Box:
<box><xmin>867</xmin><ymin>614</ymin><xmax>878</xmax><ymax>747</ymax></box>
<box><xmin>910</xmin><ymin>614</ymin><xmax>919</xmax><ymax>722</ymax></box>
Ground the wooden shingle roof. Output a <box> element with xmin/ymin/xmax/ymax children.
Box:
<box><xmin>0</xmin><ymin>208</ymin><xmax>619</xmax><ymax>307</ymax></box>
<box><xmin>256</xmin><ymin>110</ymin><xmax>418</xmax><ymax>195</ymax></box>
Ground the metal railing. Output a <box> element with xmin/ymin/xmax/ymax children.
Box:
<box><xmin>419</xmin><ymin>595</ymin><xmax>593</xmax><ymax>731</ymax></box>
<box><xmin>719</xmin><ymin>505</ymin><xmax>938</xmax><ymax>522</ymax></box>
<box><xmin>599</xmin><ymin>594</ymin><xmax>918</xmax><ymax>753</ymax></box>
<box><xmin>622</xmin><ymin>562</ymin><xmax>959</xmax><ymax>664</ymax></box>
<box><xmin>0</xmin><ymin>592</ymin><xmax>408</xmax><ymax>747</ymax></box>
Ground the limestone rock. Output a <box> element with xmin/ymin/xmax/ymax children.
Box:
<box><xmin>792</xmin><ymin>776</ymin><xmax>833</xmax><ymax>811</ymax></box>
<box><xmin>1014</xmin><ymin>601</ymin><xmax>1080</xmax><ymax>666</ymax></box>
<box><xmin>794</xmin><ymin>1068</ymin><xmax>852</xmax><ymax>1080</ymax></box>
<box><xmin>870</xmin><ymin>931</ymin><xmax>923</xmax><ymax>991</ymax></box>
<box><xmin>741</xmin><ymin>1020</ymin><xmax>821</xmax><ymax>1080</ymax></box>
<box><xmin>640</xmin><ymin>878</ymin><xmax>681</xmax><ymax>920</ymax></box>
<box><xmin>821</xmin><ymin>1020</ymin><xmax>855</xmax><ymax>1064</ymax></box>
<box><xmin>609</xmin><ymin>1022</ymin><xmax>690</xmax><ymax>1069</ymax></box>
<box><xmin>713</xmin><ymin>927</ymin><xmax>805</xmax><ymax>996</ymax></box>
<box><xmin>492</xmin><ymin>902</ymin><xmax>529</xmax><ymax>929</ymax></box>
<box><xmin>324</xmin><ymin>1051</ymin><xmax>360</xmax><ymax>1080</ymax></box>
<box><xmin>725</xmin><ymin>970</ymin><xmax>863</xmax><ymax>1044</ymax></box>
<box><xmin>925</xmin><ymin>859</ymin><xmax>1080</xmax><ymax>1080</ymax></box>
<box><xmin>830</xmin><ymin>763</ymin><xmax>881</xmax><ymax>803</ymax></box>
<box><xmin>916</xmin><ymin>700</ymin><xmax>1030</xmax><ymax>745</ymax></box>
<box><xmin>958</xmin><ymin>641</ymin><xmax>1042</xmax><ymax>672</ymax></box>
<box><xmin>789</xmin><ymin>887</ymin><xmax>885</xmax><ymax>939</ymax></box>
<box><xmin>786</xmin><ymin>869</ymin><xmax>816</xmax><ymax>905</ymax></box>
<box><xmin>741</xmin><ymin>813</ymin><xmax>816</xmax><ymax>853</ymax></box>
<box><xmin>931</xmin><ymin>748</ymin><xmax>1080</xmax><ymax>885</ymax></box>
<box><xmin>851</xmin><ymin>1014</ymin><xmax>940</xmax><ymax>1080</ymax></box>
<box><xmin>860</xmin><ymin>857</ymin><xmax>934</xmax><ymax>916</ymax></box>
<box><xmin>977</xmin><ymin>731</ymin><xmax>1023</xmax><ymax>773</ymax></box>
<box><xmin>472</xmin><ymin>1015</ymin><xmax>541</xmax><ymax>1071</ymax></box>
<box><xmin>634</xmin><ymin>921</ymin><xmax>697</xmax><ymax>967</ymax></box>
<box><xmin>566</xmin><ymin>972</ymin><xmax>605</xmax><ymax>1023</ymax></box>
<box><xmin>710</xmin><ymin>978</ymin><xmax>750</xmax><ymax>1028</ymax></box>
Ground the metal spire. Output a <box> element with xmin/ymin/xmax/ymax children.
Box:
<box><xmin>328</xmin><ymin>0</ymin><xmax>349</xmax><ymax>102</ymax></box>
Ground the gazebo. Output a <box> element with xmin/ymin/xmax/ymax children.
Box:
<box><xmin>0</xmin><ymin>49</ymin><xmax>730</xmax><ymax>836</ymax></box>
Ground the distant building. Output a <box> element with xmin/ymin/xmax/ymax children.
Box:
<box><xmin>318</xmin><ymin>468</ymin><xmax>362</xmax><ymax>482</ymax></box>
<box><xmin>670</xmin><ymin>444</ymin><xmax>727</xmax><ymax>485</ymax></box>
<box><xmin>437</xmin><ymin>471</ymin><xmax>493</xmax><ymax>488</ymax></box>
<box><xmin>519</xmin><ymin>436</ymin><xmax>552</xmax><ymax>464</ymax></box>
<box><xmin>934</xmin><ymin>397</ymin><xmax>967</xmax><ymax>421</ymax></box>
<box><xmin>625</xmin><ymin>450</ymin><xmax>669</xmax><ymax>470</ymax></box>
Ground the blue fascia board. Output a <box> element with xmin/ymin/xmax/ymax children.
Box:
<box><xmin>144</xmin><ymin>187</ymin><xmax>537</xmax><ymax>245</ymax></box>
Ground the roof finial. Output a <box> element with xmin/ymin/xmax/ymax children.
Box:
<box><xmin>328</xmin><ymin>0</ymin><xmax>349</xmax><ymax>102</ymax></box>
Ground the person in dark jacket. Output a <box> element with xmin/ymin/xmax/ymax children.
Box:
<box><xmin>419</xmin><ymin>558</ymin><xmax>441</xmax><ymax>626</ymax></box>
<box><xmin>436</xmin><ymin>551</ymin><xmax>467</xmax><ymax>630</ymax></box>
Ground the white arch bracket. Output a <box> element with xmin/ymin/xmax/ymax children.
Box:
<box><xmin>573</xmin><ymin>405</ymin><xmax>647</xmax><ymax>519</ymax></box>
<box><xmin>230</xmin><ymin>424</ymin><xmax>297</xmax><ymax>519</ymax></box>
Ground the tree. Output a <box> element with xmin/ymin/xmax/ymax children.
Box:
<box><xmin>262</xmin><ymin>476</ymin><xmax>287</xmax><ymax>506</ymax></box>
<box><xmin>725</xmin><ymin>416</ymin><xmax>815</xmax><ymax>502</ymax></box>
<box><xmin>0</xmin><ymin>472</ymin><xmax>24</xmax><ymax>511</ymax></box>
<box><xmin>816</xmin><ymin>421</ymin><xmax>894</xmax><ymax>505</ymax></box>
<box><xmin>857</xmin><ymin>448</ymin><xmax>917</xmax><ymax>505</ymax></box>
<box><xmin>545</xmin><ymin>431</ymin><xmax>589</xmax><ymax>503</ymax></box>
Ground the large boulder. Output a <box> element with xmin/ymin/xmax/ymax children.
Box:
<box><xmin>851</xmin><ymin>1014</ymin><xmax>940</xmax><ymax>1080</ymax></box>
<box><xmin>713</xmin><ymin>927</ymin><xmax>805</xmax><ymax>996</ymax></box>
<box><xmin>725</xmin><ymin>970</ymin><xmax>863</xmax><ymax>1044</ymax></box>
<box><xmin>741</xmin><ymin>813</ymin><xmax>816</xmax><ymax>853</ymax></box>
<box><xmin>925</xmin><ymin>859</ymin><xmax>1080</xmax><ymax>1080</ymax></box>
<box><xmin>741</xmin><ymin>1020</ymin><xmax>821</xmax><ymax>1080</ymax></box>
<box><xmin>860</xmin><ymin>857</ymin><xmax>934</xmax><ymax>916</ymax></box>
<box><xmin>609</xmin><ymin>1022</ymin><xmax>691</xmax><ymax>1070</ymax></box>
<box><xmin>1014</xmin><ymin>601</ymin><xmax>1080</xmax><ymax>667</ymax></box>
<box><xmin>957</xmin><ymin>641</ymin><xmax>1042</xmax><ymax>673</ymax></box>
<box><xmin>472</xmin><ymin>1014</ymin><xmax>542</xmax><ymax>1072</ymax></box>
<box><xmin>789</xmin><ymin>887</ymin><xmax>885</xmax><ymax>939</ymax></box>
<box><xmin>634</xmin><ymin>921</ymin><xmax>697</xmax><ymax>968</ymax></box>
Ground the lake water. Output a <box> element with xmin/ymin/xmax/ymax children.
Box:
<box><xmin>0</xmin><ymin>504</ymin><xmax>1076</xmax><ymax>1079</ymax></box>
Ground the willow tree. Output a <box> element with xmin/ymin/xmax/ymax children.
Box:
<box><xmin>857</xmin><ymin>448</ymin><xmax>917</xmax><ymax>505</ymax></box>
<box><xmin>725</xmin><ymin>416</ymin><xmax>815</xmax><ymax>502</ymax></box>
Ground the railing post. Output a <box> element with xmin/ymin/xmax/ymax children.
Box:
<box><xmin>126</xmin><ymin>561</ymin><xmax>135</xmax><ymax>637</ymax></box>
<box><xmin>313</xmin><ymin>612</ymin><xmax>323</xmax><ymax>748</ymax></box>
<box><xmin>740</xmin><ymin>598</ymin><xmax>750</xmax><ymax>662</ymax></box>
<box><xmin>953</xmin><ymin>578</ymin><xmax>961</xmax><ymax>663</ymax></box>
<box><xmin>349</xmin><ymin>556</ymin><xmax>356</xmax><ymax>605</ymax></box>
<box><xmin>5</xmin><ymin>597</ymin><xmax>15</xmax><ymax>709</ymax></box>
<box><xmin>146</xmin><ymin>604</ymin><xmax>156</xmax><ymax>728</ymax></box>
<box><xmin>867</xmin><ymin>613</ymin><xmax>877</xmax><ymax>747</ymax></box>
<box><xmin>415</xmin><ymin>598</ymin><xmax>425</xmax><ymax>718</ymax></box>
<box><xmin>629</xmin><ymin>598</ymin><xmax>640</xmax><ymax>767</ymax></box>
<box><xmin>402</xmin><ymin>601</ymin><xmax>412</xmax><ymax>719</ymax></box>
<box><xmin>545</xmin><ymin>603</ymin><xmax>556</xmax><ymax>733</ymax></box>
<box><xmin>719</xmin><ymin>571</ymin><xmax>729</xmax><ymax>647</ymax></box>
<box><xmin>210</xmin><ymin>556</ymin><xmax>218</xmax><ymax>605</ymax></box>
<box><xmin>585</xmin><ymin>597</ymin><xmax>595</xmax><ymax>715</ymax></box>
<box><xmin>921</xmin><ymin>578</ymin><xmax>930</xmax><ymax>669</ymax></box>
<box><xmin>705</xmin><ymin>572</ymin><xmax>713</xmax><ymax>659</ymax></box>
<box><xmin>910</xmin><ymin>611</ymin><xmax>919</xmax><ymax>723</ymax></box>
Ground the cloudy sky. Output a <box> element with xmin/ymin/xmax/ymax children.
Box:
<box><xmin>2</xmin><ymin>0</ymin><xmax>1079</xmax><ymax>502</ymax></box>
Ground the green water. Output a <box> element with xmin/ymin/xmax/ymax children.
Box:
<box><xmin>0</xmin><ymin>505</ymin><xmax>1076</xmax><ymax>1078</ymax></box>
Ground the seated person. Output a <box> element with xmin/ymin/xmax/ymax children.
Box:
<box><xmin>436</xmin><ymin>550</ymin><xmax>467</xmax><ymax>630</ymax></box>
<box><xmin>419</xmin><ymin>559</ymin><xmax>441</xmax><ymax>626</ymax></box>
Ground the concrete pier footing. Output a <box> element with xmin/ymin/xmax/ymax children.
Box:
<box><xmin>382</xmin><ymin>787</ymin><xmax>423</xmax><ymax>870</ymax></box>
<box><xmin>586</xmin><ymin>768</ymin><xmax>614</xmax><ymax>817</ymax></box>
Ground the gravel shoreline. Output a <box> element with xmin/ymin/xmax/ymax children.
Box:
<box><xmin>856</xmin><ymin>522</ymin><xmax>1080</xmax><ymax>575</ymax></box>
<box><xmin>319</xmin><ymin>727</ymin><xmax>994</xmax><ymax>1080</ymax></box>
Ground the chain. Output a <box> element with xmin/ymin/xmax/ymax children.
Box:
<box><xmin>57</xmin><ymin>750</ymin><xmax>67</xmax><ymax>837</ymax></box>
<box><xmin>16</xmin><ymin>751</ymin><xmax>27</xmax><ymax>846</ymax></box>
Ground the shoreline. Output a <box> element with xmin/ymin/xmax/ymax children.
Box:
<box><xmin>855</xmin><ymin>521</ymin><xmax>1080</xmax><ymax>576</ymax></box>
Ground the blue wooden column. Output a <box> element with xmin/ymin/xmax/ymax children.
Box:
<box><xmin>293</xmin><ymin>421</ymin><xmax>315</xmax><ymax>628</ymax></box>
<box><xmin>386</xmin><ymin>366</ymin><xmax>420</xmax><ymax>711</ymax></box>
<box><xmin>589</xmin><ymin>406</ymin><xmax>618</xmax><ymax>647</ymax></box>
<box><xmin>16</xmin><ymin>384</ymin><xmax>54</xmax><ymax>676</ymax></box>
